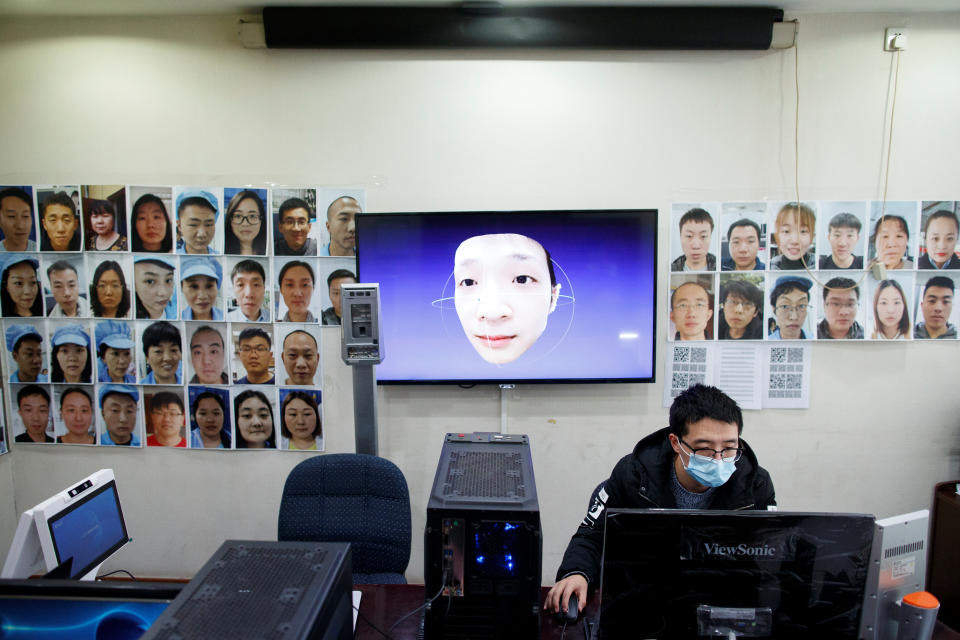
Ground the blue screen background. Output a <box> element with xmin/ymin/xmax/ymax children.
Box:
<box><xmin>0</xmin><ymin>598</ymin><xmax>166</xmax><ymax>640</ymax></box>
<box><xmin>48</xmin><ymin>486</ymin><xmax>126</xmax><ymax>578</ymax></box>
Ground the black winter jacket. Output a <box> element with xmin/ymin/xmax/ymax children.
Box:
<box><xmin>555</xmin><ymin>426</ymin><xmax>776</xmax><ymax>588</ymax></box>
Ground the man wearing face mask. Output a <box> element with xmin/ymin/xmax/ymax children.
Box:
<box><xmin>545</xmin><ymin>384</ymin><xmax>776</xmax><ymax>618</ymax></box>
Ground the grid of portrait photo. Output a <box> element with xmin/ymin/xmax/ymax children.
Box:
<box><xmin>0</xmin><ymin>183</ymin><xmax>363</xmax><ymax>450</ymax></box>
<box><xmin>668</xmin><ymin>200</ymin><xmax>960</xmax><ymax>341</ymax></box>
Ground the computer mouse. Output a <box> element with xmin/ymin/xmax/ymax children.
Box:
<box><xmin>557</xmin><ymin>594</ymin><xmax>579</xmax><ymax>623</ymax></box>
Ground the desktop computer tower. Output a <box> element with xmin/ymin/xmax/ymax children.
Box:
<box><xmin>142</xmin><ymin>540</ymin><xmax>353</xmax><ymax>640</ymax></box>
<box><xmin>424</xmin><ymin>433</ymin><xmax>541</xmax><ymax>640</ymax></box>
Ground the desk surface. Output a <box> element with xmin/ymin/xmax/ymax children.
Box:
<box><xmin>353</xmin><ymin>584</ymin><xmax>960</xmax><ymax>640</ymax></box>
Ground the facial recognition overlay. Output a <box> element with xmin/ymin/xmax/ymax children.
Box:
<box><xmin>94</xmin><ymin>319</ymin><xmax>137</xmax><ymax>383</ymax></box>
<box><xmin>274</xmin><ymin>256</ymin><xmax>320</xmax><ymax>323</ymax></box>
<box><xmin>36</xmin><ymin>184</ymin><xmax>82</xmax><ymax>252</ymax></box>
<box><xmin>134</xmin><ymin>254</ymin><xmax>178</xmax><ymax>320</ymax></box>
<box><xmin>224</xmin><ymin>187</ymin><xmax>269</xmax><ymax>257</ymax></box>
<box><xmin>276</xmin><ymin>324</ymin><xmax>322</xmax><ymax>387</ymax></box>
<box><xmin>144</xmin><ymin>386</ymin><xmax>186</xmax><ymax>447</ymax></box>
<box><xmin>278</xmin><ymin>387</ymin><xmax>323</xmax><ymax>452</ymax></box>
<box><xmin>357</xmin><ymin>210</ymin><xmax>656</xmax><ymax>382</ymax></box>
<box><xmin>0</xmin><ymin>185</ymin><xmax>37</xmax><ymax>252</ymax></box>
<box><xmin>186</xmin><ymin>322</ymin><xmax>230</xmax><ymax>385</ymax></box>
<box><xmin>81</xmin><ymin>184</ymin><xmax>128</xmax><ymax>252</ymax></box>
<box><xmin>52</xmin><ymin>384</ymin><xmax>96</xmax><ymax>445</ymax></box>
<box><xmin>317</xmin><ymin>187</ymin><xmax>364</xmax><ymax>258</ymax></box>
<box><xmin>717</xmin><ymin>273</ymin><xmax>765</xmax><ymax>340</ymax></box>
<box><xmin>48</xmin><ymin>319</ymin><xmax>94</xmax><ymax>384</ymax></box>
<box><xmin>273</xmin><ymin>187</ymin><xmax>318</xmax><ymax>257</ymax></box>
<box><xmin>129</xmin><ymin>186</ymin><xmax>174</xmax><ymax>253</ymax></box>
<box><xmin>919</xmin><ymin>201</ymin><xmax>960</xmax><ymax>270</ymax></box>
<box><xmin>1</xmin><ymin>253</ymin><xmax>44</xmax><ymax>318</ymax></box>
<box><xmin>913</xmin><ymin>272</ymin><xmax>960</xmax><ymax>340</ymax></box>
<box><xmin>137</xmin><ymin>320</ymin><xmax>184</xmax><ymax>385</ymax></box>
<box><xmin>817</xmin><ymin>201</ymin><xmax>867</xmax><ymax>270</ymax></box>
<box><xmin>97</xmin><ymin>383</ymin><xmax>143</xmax><ymax>447</ymax></box>
<box><xmin>232</xmin><ymin>385</ymin><xmax>278</xmax><ymax>450</ymax></box>
<box><xmin>231</xmin><ymin>323</ymin><xmax>275</xmax><ymax>385</ymax></box>
<box><xmin>187</xmin><ymin>385</ymin><xmax>232</xmax><ymax>450</ymax></box>
<box><xmin>866</xmin><ymin>271</ymin><xmax>915</xmax><ymax>340</ymax></box>
<box><xmin>89</xmin><ymin>253</ymin><xmax>134</xmax><ymax>319</ymax></box>
<box><xmin>8</xmin><ymin>383</ymin><xmax>54</xmax><ymax>444</ymax></box>
<box><xmin>867</xmin><ymin>200</ymin><xmax>919</xmax><ymax>270</ymax></box>
<box><xmin>768</xmin><ymin>201</ymin><xmax>817</xmax><ymax>269</ymax></box>
<box><xmin>41</xmin><ymin>254</ymin><xmax>88</xmax><ymax>318</ymax></box>
<box><xmin>179</xmin><ymin>255</ymin><xmax>225</xmax><ymax>321</ymax></box>
<box><xmin>317</xmin><ymin>258</ymin><xmax>357</xmax><ymax>326</ymax></box>
<box><xmin>720</xmin><ymin>202</ymin><xmax>767</xmax><ymax>271</ymax></box>
<box><xmin>670</xmin><ymin>202</ymin><xmax>719</xmax><ymax>272</ymax></box>
<box><xmin>4</xmin><ymin>319</ymin><xmax>49</xmax><ymax>384</ymax></box>
<box><xmin>225</xmin><ymin>256</ymin><xmax>271</xmax><ymax>323</ymax></box>
<box><xmin>173</xmin><ymin>186</ymin><xmax>224</xmax><ymax>255</ymax></box>
<box><xmin>764</xmin><ymin>272</ymin><xmax>815</xmax><ymax>340</ymax></box>
<box><xmin>816</xmin><ymin>271</ymin><xmax>867</xmax><ymax>340</ymax></box>
<box><xmin>668</xmin><ymin>274</ymin><xmax>715</xmax><ymax>341</ymax></box>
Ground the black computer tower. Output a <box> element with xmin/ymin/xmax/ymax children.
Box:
<box><xmin>424</xmin><ymin>433</ymin><xmax>541</xmax><ymax>640</ymax></box>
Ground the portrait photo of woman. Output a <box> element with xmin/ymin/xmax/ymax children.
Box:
<box><xmin>224</xmin><ymin>189</ymin><xmax>268</xmax><ymax>256</ymax></box>
<box><xmin>871</xmin><ymin>278</ymin><xmax>912</xmax><ymax>340</ymax></box>
<box><xmin>55</xmin><ymin>386</ymin><xmax>96</xmax><ymax>445</ymax></box>
<box><xmin>279</xmin><ymin>389</ymin><xmax>323</xmax><ymax>451</ymax></box>
<box><xmin>50</xmin><ymin>325</ymin><xmax>93</xmax><ymax>384</ymax></box>
<box><xmin>134</xmin><ymin>256</ymin><xmax>177</xmax><ymax>320</ymax></box>
<box><xmin>90</xmin><ymin>259</ymin><xmax>132</xmax><ymax>319</ymax></box>
<box><xmin>85</xmin><ymin>199</ymin><xmax>127</xmax><ymax>251</ymax></box>
<box><xmin>95</xmin><ymin>320</ymin><xmax>136</xmax><ymax>382</ymax></box>
<box><xmin>180</xmin><ymin>257</ymin><xmax>224</xmax><ymax>321</ymax></box>
<box><xmin>130</xmin><ymin>191</ymin><xmax>174</xmax><ymax>253</ymax></box>
<box><xmin>189</xmin><ymin>387</ymin><xmax>232</xmax><ymax>449</ymax></box>
<box><xmin>234</xmin><ymin>388</ymin><xmax>276</xmax><ymax>449</ymax></box>
<box><xmin>1</xmin><ymin>254</ymin><xmax>43</xmax><ymax>317</ymax></box>
<box><xmin>869</xmin><ymin>215</ymin><xmax>914</xmax><ymax>271</ymax></box>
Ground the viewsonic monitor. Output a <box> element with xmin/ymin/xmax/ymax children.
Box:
<box><xmin>599</xmin><ymin>509</ymin><xmax>875</xmax><ymax>639</ymax></box>
<box><xmin>356</xmin><ymin>210</ymin><xmax>658</xmax><ymax>384</ymax></box>
<box><xmin>2</xmin><ymin>469</ymin><xmax>129</xmax><ymax>581</ymax></box>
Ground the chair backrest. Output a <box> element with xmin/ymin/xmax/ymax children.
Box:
<box><xmin>278</xmin><ymin>453</ymin><xmax>411</xmax><ymax>576</ymax></box>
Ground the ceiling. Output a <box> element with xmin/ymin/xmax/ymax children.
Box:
<box><xmin>0</xmin><ymin>0</ymin><xmax>957</xmax><ymax>17</ymax></box>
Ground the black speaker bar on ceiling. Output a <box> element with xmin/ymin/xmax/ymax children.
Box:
<box><xmin>262</xmin><ymin>5</ymin><xmax>786</xmax><ymax>50</ymax></box>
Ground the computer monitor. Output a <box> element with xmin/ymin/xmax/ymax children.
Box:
<box><xmin>598</xmin><ymin>509</ymin><xmax>876</xmax><ymax>639</ymax></box>
<box><xmin>2</xmin><ymin>469</ymin><xmax>129</xmax><ymax>581</ymax></box>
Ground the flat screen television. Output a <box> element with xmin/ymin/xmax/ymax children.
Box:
<box><xmin>356</xmin><ymin>210</ymin><xmax>658</xmax><ymax>384</ymax></box>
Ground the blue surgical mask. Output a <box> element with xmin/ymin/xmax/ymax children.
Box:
<box><xmin>680</xmin><ymin>445</ymin><xmax>736</xmax><ymax>488</ymax></box>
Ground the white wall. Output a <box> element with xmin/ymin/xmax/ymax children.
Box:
<box><xmin>1</xmin><ymin>11</ymin><xmax>959</xmax><ymax>583</ymax></box>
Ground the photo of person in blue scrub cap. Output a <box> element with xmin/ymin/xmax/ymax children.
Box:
<box><xmin>50</xmin><ymin>325</ymin><xmax>92</xmax><ymax>383</ymax></box>
<box><xmin>96</xmin><ymin>320</ymin><xmax>136</xmax><ymax>383</ymax></box>
<box><xmin>134</xmin><ymin>255</ymin><xmax>177</xmax><ymax>320</ymax></box>
<box><xmin>1</xmin><ymin>254</ymin><xmax>43</xmax><ymax>317</ymax></box>
<box><xmin>6</xmin><ymin>324</ymin><xmax>47</xmax><ymax>382</ymax></box>
<box><xmin>180</xmin><ymin>257</ymin><xmax>223</xmax><ymax>321</ymax></box>
<box><xmin>176</xmin><ymin>189</ymin><xmax>220</xmax><ymax>255</ymax></box>
<box><xmin>99</xmin><ymin>384</ymin><xmax>140</xmax><ymax>446</ymax></box>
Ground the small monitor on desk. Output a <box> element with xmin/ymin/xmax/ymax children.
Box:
<box><xmin>598</xmin><ymin>509</ymin><xmax>875</xmax><ymax>639</ymax></box>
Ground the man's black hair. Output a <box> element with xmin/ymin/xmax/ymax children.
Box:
<box><xmin>726</xmin><ymin>218</ymin><xmax>761</xmax><ymax>242</ymax></box>
<box><xmin>231</xmin><ymin>259</ymin><xmax>265</xmax><ymax>281</ymax></box>
<box><xmin>924</xmin><ymin>275</ymin><xmax>955</xmax><ymax>294</ymax></box>
<box><xmin>190</xmin><ymin>325</ymin><xmax>224</xmax><ymax>348</ymax></box>
<box><xmin>12</xmin><ymin>332</ymin><xmax>42</xmax><ymax>354</ymax></box>
<box><xmin>150</xmin><ymin>391</ymin><xmax>184</xmax><ymax>413</ymax></box>
<box><xmin>0</xmin><ymin>187</ymin><xmax>32</xmax><ymax>210</ymax></box>
<box><xmin>278</xmin><ymin>260</ymin><xmax>315</xmax><ymax>286</ymax></box>
<box><xmin>283</xmin><ymin>329</ymin><xmax>317</xmax><ymax>349</ymax></box>
<box><xmin>60</xmin><ymin>386</ymin><xmax>92</xmax><ymax>410</ymax></box>
<box><xmin>769</xmin><ymin>280</ymin><xmax>810</xmax><ymax>309</ymax></box>
<box><xmin>823</xmin><ymin>277</ymin><xmax>859</xmax><ymax>301</ymax></box>
<box><xmin>668</xmin><ymin>383</ymin><xmax>743</xmax><ymax>438</ymax></box>
<box><xmin>41</xmin><ymin>191</ymin><xmax>76</xmax><ymax>217</ymax></box>
<box><xmin>721</xmin><ymin>279</ymin><xmax>763</xmax><ymax>309</ymax></box>
<box><xmin>279</xmin><ymin>197</ymin><xmax>313</xmax><ymax>221</ymax></box>
<box><xmin>326</xmin><ymin>268</ymin><xmax>356</xmax><ymax>288</ymax></box>
<box><xmin>141</xmin><ymin>321</ymin><xmax>181</xmax><ymax>357</ymax></box>
<box><xmin>238</xmin><ymin>326</ymin><xmax>272</xmax><ymax>348</ymax></box>
<box><xmin>17</xmin><ymin>384</ymin><xmax>49</xmax><ymax>407</ymax></box>
<box><xmin>679</xmin><ymin>207</ymin><xmax>714</xmax><ymax>232</ymax></box>
<box><xmin>46</xmin><ymin>259</ymin><xmax>78</xmax><ymax>281</ymax></box>
<box><xmin>828</xmin><ymin>212</ymin><xmax>862</xmax><ymax>232</ymax></box>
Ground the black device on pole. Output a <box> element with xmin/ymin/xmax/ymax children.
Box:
<box><xmin>424</xmin><ymin>432</ymin><xmax>542</xmax><ymax>639</ymax></box>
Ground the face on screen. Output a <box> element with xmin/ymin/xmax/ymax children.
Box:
<box><xmin>453</xmin><ymin>233</ymin><xmax>560</xmax><ymax>365</ymax></box>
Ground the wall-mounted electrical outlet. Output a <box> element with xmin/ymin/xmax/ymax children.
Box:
<box><xmin>884</xmin><ymin>27</ymin><xmax>908</xmax><ymax>51</ymax></box>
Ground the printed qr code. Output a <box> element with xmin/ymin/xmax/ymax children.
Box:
<box><xmin>769</xmin><ymin>374</ymin><xmax>785</xmax><ymax>389</ymax></box>
<box><xmin>788</xmin><ymin>348</ymin><xmax>803</xmax><ymax>363</ymax></box>
<box><xmin>786</xmin><ymin>374</ymin><xmax>801</xmax><ymax>388</ymax></box>
<box><xmin>672</xmin><ymin>372</ymin><xmax>689</xmax><ymax>389</ymax></box>
<box><xmin>690</xmin><ymin>373</ymin><xmax>706</xmax><ymax>385</ymax></box>
<box><xmin>690</xmin><ymin>348</ymin><xmax>707</xmax><ymax>363</ymax></box>
<box><xmin>770</xmin><ymin>348</ymin><xmax>786</xmax><ymax>363</ymax></box>
<box><xmin>673</xmin><ymin>346</ymin><xmax>690</xmax><ymax>362</ymax></box>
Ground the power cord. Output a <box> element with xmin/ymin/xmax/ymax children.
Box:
<box><xmin>389</xmin><ymin>574</ymin><xmax>448</xmax><ymax>635</ymax></box>
<box><xmin>96</xmin><ymin>569</ymin><xmax>138</xmax><ymax>580</ymax></box>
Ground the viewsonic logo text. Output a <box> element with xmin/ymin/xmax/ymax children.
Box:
<box><xmin>703</xmin><ymin>543</ymin><xmax>777</xmax><ymax>557</ymax></box>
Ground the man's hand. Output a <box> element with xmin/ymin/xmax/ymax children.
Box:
<box><xmin>544</xmin><ymin>574</ymin><xmax>587</xmax><ymax>614</ymax></box>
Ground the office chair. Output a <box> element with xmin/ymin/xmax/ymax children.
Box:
<box><xmin>278</xmin><ymin>453</ymin><xmax>412</xmax><ymax>584</ymax></box>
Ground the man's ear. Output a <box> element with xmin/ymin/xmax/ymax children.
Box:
<box><xmin>668</xmin><ymin>433</ymin><xmax>682</xmax><ymax>454</ymax></box>
<box><xmin>548</xmin><ymin>283</ymin><xmax>561</xmax><ymax>314</ymax></box>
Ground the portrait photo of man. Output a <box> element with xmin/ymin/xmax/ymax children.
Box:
<box><xmin>233</xmin><ymin>325</ymin><xmax>275</xmax><ymax>384</ymax></box>
<box><xmin>175</xmin><ymin>188</ymin><xmax>221</xmax><ymax>255</ymax></box>
<box><xmin>767</xmin><ymin>275</ymin><xmax>813</xmax><ymax>340</ymax></box>
<box><xmin>145</xmin><ymin>389</ymin><xmax>186</xmax><ymax>447</ymax></box>
<box><xmin>99</xmin><ymin>384</ymin><xmax>141</xmax><ymax>446</ymax></box>
<box><xmin>818</xmin><ymin>208</ymin><xmax>865</xmax><ymax>270</ymax></box>
<box><xmin>0</xmin><ymin>186</ymin><xmax>37</xmax><ymax>252</ymax></box>
<box><xmin>321</xmin><ymin>268</ymin><xmax>356</xmax><ymax>326</ymax></box>
<box><xmin>227</xmin><ymin>258</ymin><xmax>270</xmax><ymax>323</ymax></box>
<box><xmin>274</xmin><ymin>192</ymin><xmax>318</xmax><ymax>257</ymax></box>
<box><xmin>319</xmin><ymin>194</ymin><xmax>360</xmax><ymax>257</ymax></box>
<box><xmin>12</xmin><ymin>383</ymin><xmax>53</xmax><ymax>443</ymax></box>
<box><xmin>915</xmin><ymin>275</ymin><xmax>957</xmax><ymax>339</ymax></box>
<box><xmin>44</xmin><ymin>257</ymin><xmax>89</xmax><ymax>318</ymax></box>
<box><xmin>39</xmin><ymin>189</ymin><xmax>82</xmax><ymax>252</ymax></box>
<box><xmin>6</xmin><ymin>324</ymin><xmax>47</xmax><ymax>383</ymax></box>
<box><xmin>278</xmin><ymin>327</ymin><xmax>320</xmax><ymax>386</ymax></box>
<box><xmin>721</xmin><ymin>217</ymin><xmax>765</xmax><ymax>271</ymax></box>
<box><xmin>671</xmin><ymin>206</ymin><xmax>717</xmax><ymax>272</ymax></box>
<box><xmin>817</xmin><ymin>276</ymin><xmax>864</xmax><ymax>339</ymax></box>
<box><xmin>669</xmin><ymin>276</ymin><xmax>714</xmax><ymax>341</ymax></box>
<box><xmin>188</xmin><ymin>324</ymin><xmax>229</xmax><ymax>385</ymax></box>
